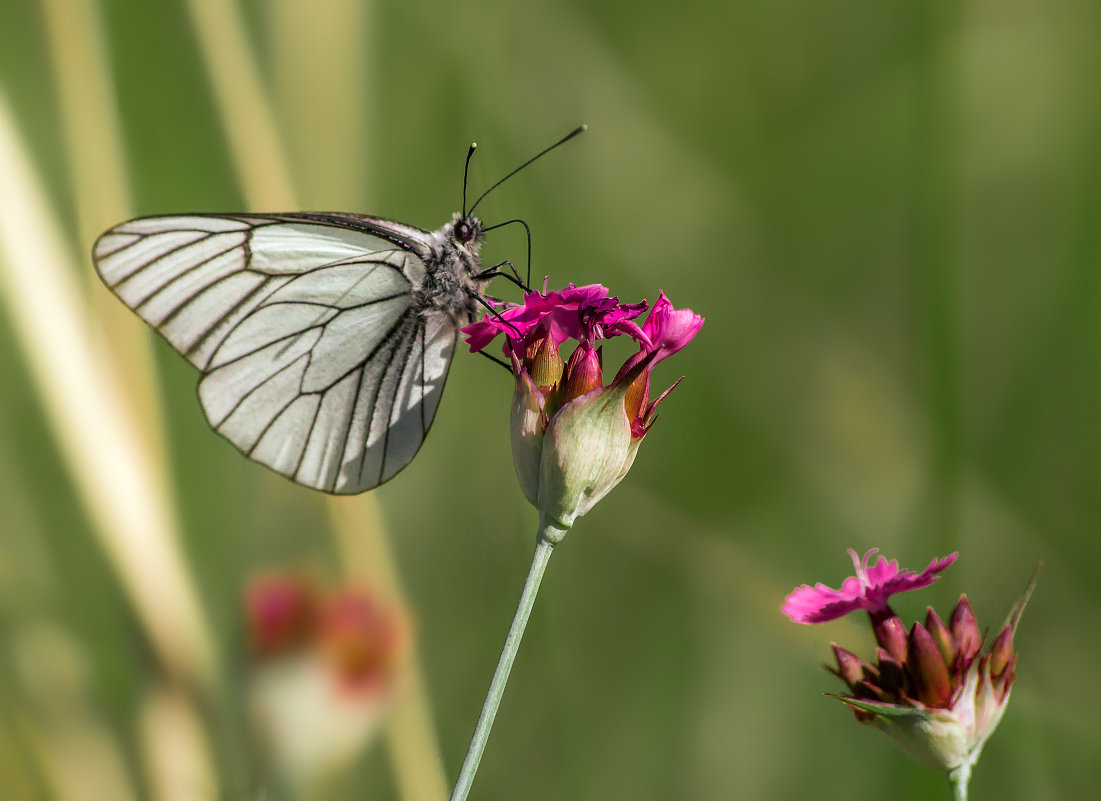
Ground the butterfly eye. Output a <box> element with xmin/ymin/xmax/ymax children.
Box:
<box><xmin>455</xmin><ymin>220</ymin><xmax>474</xmax><ymax>243</ymax></box>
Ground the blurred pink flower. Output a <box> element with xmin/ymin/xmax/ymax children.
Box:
<box><xmin>246</xmin><ymin>573</ymin><xmax>318</xmax><ymax>657</ymax></box>
<box><xmin>319</xmin><ymin>590</ymin><xmax>403</xmax><ymax>694</ymax></box>
<box><xmin>245</xmin><ymin>571</ymin><xmax>406</xmax><ymax>789</ymax></box>
<box><xmin>782</xmin><ymin>548</ymin><xmax>957</xmax><ymax>625</ymax></box>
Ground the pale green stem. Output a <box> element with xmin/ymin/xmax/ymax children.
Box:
<box><xmin>947</xmin><ymin>761</ymin><xmax>972</xmax><ymax>801</ymax></box>
<box><xmin>449</xmin><ymin>518</ymin><xmax>566</xmax><ymax>801</ymax></box>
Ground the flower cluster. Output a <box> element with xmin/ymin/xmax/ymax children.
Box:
<box><xmin>464</xmin><ymin>283</ymin><xmax>703</xmax><ymax>538</ymax></box>
<box><xmin>246</xmin><ymin>572</ymin><xmax>402</xmax><ymax>691</ymax></box>
<box><xmin>245</xmin><ymin>572</ymin><xmax>404</xmax><ymax>789</ymax></box>
<box><xmin>783</xmin><ymin>549</ymin><xmax>1037</xmax><ymax>789</ymax></box>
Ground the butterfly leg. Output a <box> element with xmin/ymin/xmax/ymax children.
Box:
<box><xmin>476</xmin><ymin>349</ymin><xmax>513</xmax><ymax>373</ymax></box>
<box><xmin>477</xmin><ymin>261</ymin><xmax>528</xmax><ymax>292</ymax></box>
<box><xmin>481</xmin><ymin>217</ymin><xmax>533</xmax><ymax>288</ymax></box>
<box><xmin>474</xmin><ymin>294</ymin><xmax>524</xmax><ymax>340</ymax></box>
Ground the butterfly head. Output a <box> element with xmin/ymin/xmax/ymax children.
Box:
<box><xmin>447</xmin><ymin>212</ymin><xmax>484</xmax><ymax>254</ymax></box>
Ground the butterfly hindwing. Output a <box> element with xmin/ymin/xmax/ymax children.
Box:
<box><xmin>92</xmin><ymin>213</ymin><xmax>456</xmax><ymax>493</ymax></box>
<box><xmin>367</xmin><ymin>309</ymin><xmax>457</xmax><ymax>488</ymax></box>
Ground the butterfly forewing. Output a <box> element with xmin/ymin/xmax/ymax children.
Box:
<box><xmin>92</xmin><ymin>213</ymin><xmax>458</xmax><ymax>494</ymax></box>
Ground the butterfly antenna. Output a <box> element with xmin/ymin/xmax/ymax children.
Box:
<box><xmin>462</xmin><ymin>142</ymin><xmax>478</xmax><ymax>216</ymax></box>
<box><xmin>468</xmin><ymin>124</ymin><xmax>587</xmax><ymax>215</ymax></box>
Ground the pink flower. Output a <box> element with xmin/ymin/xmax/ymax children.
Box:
<box><xmin>642</xmin><ymin>290</ymin><xmax>706</xmax><ymax>356</ymax></box>
<box><xmin>246</xmin><ymin>573</ymin><xmax>318</xmax><ymax>657</ymax></box>
<box><xmin>616</xmin><ymin>291</ymin><xmax>706</xmax><ymax>376</ymax></box>
<box><xmin>782</xmin><ymin>548</ymin><xmax>957</xmax><ymax>625</ymax></box>
<box><xmin>244</xmin><ymin>571</ymin><xmax>404</xmax><ymax>692</ymax></box>
<box><xmin>611</xmin><ymin>292</ymin><xmax>705</xmax><ymax>439</ymax></box>
<box><xmin>462</xmin><ymin>284</ymin><xmax>703</xmax><ymax>536</ymax></box>
<box><xmin>462</xmin><ymin>283</ymin><xmax>643</xmax><ymax>356</ymax></box>
<box><xmin>319</xmin><ymin>590</ymin><xmax>403</xmax><ymax>692</ymax></box>
<box><xmin>782</xmin><ymin>549</ymin><xmax>1040</xmax><ymax>791</ymax></box>
<box><xmin>245</xmin><ymin>570</ymin><xmax>407</xmax><ymax>789</ymax></box>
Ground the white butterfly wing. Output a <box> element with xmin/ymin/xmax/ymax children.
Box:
<box><xmin>93</xmin><ymin>213</ymin><xmax>456</xmax><ymax>493</ymax></box>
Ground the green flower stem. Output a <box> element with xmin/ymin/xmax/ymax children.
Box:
<box><xmin>448</xmin><ymin>518</ymin><xmax>565</xmax><ymax>801</ymax></box>
<box><xmin>948</xmin><ymin>761</ymin><xmax>972</xmax><ymax>801</ymax></box>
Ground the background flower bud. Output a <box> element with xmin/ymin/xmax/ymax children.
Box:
<box><xmin>790</xmin><ymin>555</ymin><xmax>1041</xmax><ymax>792</ymax></box>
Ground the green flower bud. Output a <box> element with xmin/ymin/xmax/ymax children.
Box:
<box><xmin>509</xmin><ymin>361</ymin><xmax>547</xmax><ymax>509</ymax></box>
<box><xmin>535</xmin><ymin>381</ymin><xmax>639</xmax><ymax>532</ymax></box>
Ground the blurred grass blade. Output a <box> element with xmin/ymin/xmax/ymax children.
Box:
<box><xmin>329</xmin><ymin>500</ymin><xmax>450</xmax><ymax>801</ymax></box>
<box><xmin>38</xmin><ymin>0</ymin><xmax>131</xmax><ymax>240</ymax></box>
<box><xmin>182</xmin><ymin>0</ymin><xmax>296</xmax><ymax>209</ymax></box>
<box><xmin>14</xmin><ymin>623</ymin><xmax>140</xmax><ymax>801</ymax></box>
<box><xmin>39</xmin><ymin>0</ymin><xmax>170</xmax><ymax>467</ymax></box>
<box><xmin>38</xmin><ymin>3</ymin><xmax>224</xmax><ymax>793</ymax></box>
<box><xmin>0</xmin><ymin>720</ymin><xmax>40</xmax><ymax>801</ymax></box>
<box><xmin>139</xmin><ymin>685</ymin><xmax>217</xmax><ymax>801</ymax></box>
<box><xmin>23</xmin><ymin>712</ymin><xmax>139</xmax><ymax>801</ymax></box>
<box><xmin>0</xmin><ymin>91</ymin><xmax>215</xmax><ymax>685</ymax></box>
<box><xmin>270</xmin><ymin>0</ymin><xmax>370</xmax><ymax>209</ymax></box>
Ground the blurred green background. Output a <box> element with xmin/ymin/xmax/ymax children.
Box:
<box><xmin>0</xmin><ymin>0</ymin><xmax>1097</xmax><ymax>799</ymax></box>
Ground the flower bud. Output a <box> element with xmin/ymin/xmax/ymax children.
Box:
<box><xmin>873</xmin><ymin>615</ymin><xmax>909</xmax><ymax>665</ymax></box>
<box><xmin>561</xmin><ymin>344</ymin><xmax>603</xmax><ymax>404</ymax></box>
<box><xmin>509</xmin><ymin>363</ymin><xmax>547</xmax><ymax>508</ymax></box>
<box><xmin>830</xmin><ymin>644</ymin><xmax>869</xmax><ymax>687</ymax></box>
<box><xmin>987</xmin><ymin>626</ymin><xmax>1014</xmax><ymax>679</ymax></box>
<box><xmin>925</xmin><ymin>607</ymin><xmax>957</xmax><ymax>668</ymax></box>
<box><xmin>865</xmin><ymin>698</ymin><xmax>975</xmax><ymax>771</ymax></box>
<box><xmin>622</xmin><ymin>366</ymin><xmax>650</xmax><ymax>425</ymax></box>
<box><xmin>874</xmin><ymin>648</ymin><xmax>905</xmax><ymax>694</ymax></box>
<box><xmin>527</xmin><ymin>333</ymin><xmax>563</xmax><ymax>388</ymax></box>
<box><xmin>908</xmin><ymin>622</ymin><xmax>952</xmax><ymax>708</ymax></box>
<box><xmin>950</xmin><ymin>596</ymin><xmax>982</xmax><ymax>663</ymax></box>
<box><xmin>993</xmin><ymin>654</ymin><xmax>1017</xmax><ymax>698</ymax></box>
<box><xmin>536</xmin><ymin>381</ymin><xmax>639</xmax><ymax>531</ymax></box>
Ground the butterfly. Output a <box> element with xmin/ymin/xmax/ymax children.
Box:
<box><xmin>92</xmin><ymin>127</ymin><xmax>584</xmax><ymax>494</ymax></box>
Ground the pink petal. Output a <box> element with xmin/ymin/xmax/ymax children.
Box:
<box><xmin>544</xmin><ymin>283</ymin><xmax>609</xmax><ymax>307</ymax></box>
<box><xmin>782</xmin><ymin>549</ymin><xmax>958</xmax><ymax>625</ymax></box>
<box><xmin>641</xmin><ymin>291</ymin><xmax>704</xmax><ymax>360</ymax></box>
<box><xmin>878</xmin><ymin>553</ymin><xmax>959</xmax><ymax>598</ymax></box>
<box><xmin>463</xmin><ymin>318</ymin><xmax>508</xmax><ymax>352</ymax></box>
<box><xmin>782</xmin><ymin>582</ymin><xmax>869</xmax><ymax>625</ymax></box>
<box><xmin>464</xmin><ymin>283</ymin><xmax>649</xmax><ymax>355</ymax></box>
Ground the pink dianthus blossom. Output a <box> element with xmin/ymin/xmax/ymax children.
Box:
<box><xmin>782</xmin><ymin>548</ymin><xmax>957</xmax><ymax>625</ymax></box>
<box><xmin>616</xmin><ymin>291</ymin><xmax>705</xmax><ymax>376</ymax></box>
<box><xmin>462</xmin><ymin>283</ymin><xmax>646</xmax><ymax>356</ymax></box>
<box><xmin>781</xmin><ymin>548</ymin><xmax>1039</xmax><ymax>793</ymax></box>
<box><xmin>462</xmin><ymin>282</ymin><xmax>703</xmax><ymax>535</ymax></box>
